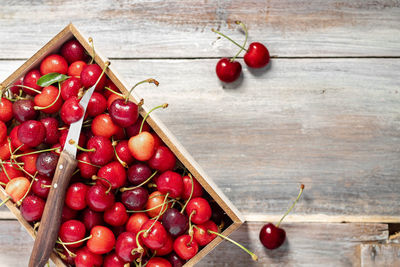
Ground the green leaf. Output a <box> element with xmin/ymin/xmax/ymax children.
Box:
<box><xmin>37</xmin><ymin>73</ymin><xmax>69</xmax><ymax>87</ymax></box>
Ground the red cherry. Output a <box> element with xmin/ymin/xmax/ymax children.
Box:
<box><xmin>40</xmin><ymin>117</ymin><xmax>60</xmax><ymax>145</ymax></box>
<box><xmin>23</xmin><ymin>69</ymin><xmax>42</xmax><ymax>95</ymax></box>
<box><xmin>17</xmin><ymin>120</ymin><xmax>46</xmax><ymax>147</ymax></box>
<box><xmin>87</xmin><ymin>136</ymin><xmax>114</xmax><ymax>166</ymax></box>
<box><xmin>86</xmin><ymin>184</ymin><xmax>115</xmax><ymax>212</ymax></box>
<box><xmin>20</xmin><ymin>195</ymin><xmax>45</xmax><ymax>222</ymax></box>
<box><xmin>126</xmin><ymin>213</ymin><xmax>149</xmax><ymax>234</ymax></box>
<box><xmin>59</xmin><ymin>129</ymin><xmax>86</xmax><ymax>150</ymax></box>
<box><xmin>115</xmin><ymin>140</ymin><xmax>134</xmax><ymax>166</ymax></box>
<box><xmin>81</xmin><ymin>208</ymin><xmax>104</xmax><ymax>231</ymax></box>
<box><xmin>107</xmin><ymin>93</ymin><xmax>123</xmax><ymax>109</ymax></box>
<box><xmin>127</xmin><ymin>163</ymin><xmax>152</xmax><ymax>185</ymax></box>
<box><xmin>40</xmin><ymin>54</ymin><xmax>68</xmax><ymax>75</ymax></box>
<box><xmin>244</xmin><ymin>42</ymin><xmax>270</xmax><ymax>68</ymax></box>
<box><xmin>61</xmin><ymin>39</ymin><xmax>86</xmax><ymax>64</ymax></box>
<box><xmin>193</xmin><ymin>220</ymin><xmax>218</xmax><ymax>246</ymax></box>
<box><xmin>147</xmin><ymin>257</ymin><xmax>172</xmax><ymax>267</ymax></box>
<box><xmin>74</xmin><ymin>246</ymin><xmax>103</xmax><ymax>267</ymax></box>
<box><xmin>0</xmin><ymin>121</ymin><xmax>6</xmax><ymax>144</ymax></box>
<box><xmin>0</xmin><ymin>98</ymin><xmax>13</xmax><ymax>122</ymax></box>
<box><xmin>66</xmin><ymin>183</ymin><xmax>89</xmax><ymax>210</ymax></box>
<box><xmin>0</xmin><ymin>139</ymin><xmax>11</xmax><ymax>161</ymax></box>
<box><xmin>59</xmin><ymin>220</ymin><xmax>86</xmax><ymax>248</ymax></box>
<box><xmin>34</xmin><ymin>85</ymin><xmax>63</xmax><ymax>113</ymax></box>
<box><xmin>87</xmin><ymin>92</ymin><xmax>107</xmax><ymax>117</ymax></box>
<box><xmin>36</xmin><ymin>152</ymin><xmax>58</xmax><ymax>177</ymax></box>
<box><xmin>259</xmin><ymin>223</ymin><xmax>286</xmax><ymax>250</ymax></box>
<box><xmin>152</xmin><ymin>234</ymin><xmax>173</xmax><ymax>256</ymax></box>
<box><xmin>161</xmin><ymin>208</ymin><xmax>189</xmax><ymax>238</ymax></box>
<box><xmin>91</xmin><ymin>114</ymin><xmax>119</xmax><ymax>139</ymax></box>
<box><xmin>128</xmin><ymin>131</ymin><xmax>155</xmax><ymax>161</ymax></box>
<box><xmin>103</xmin><ymin>252</ymin><xmax>126</xmax><ymax>267</ymax></box>
<box><xmin>20</xmin><ymin>151</ymin><xmax>38</xmax><ymax>175</ymax></box>
<box><xmin>115</xmin><ymin>232</ymin><xmax>140</xmax><ymax>262</ymax></box>
<box><xmin>109</xmin><ymin>99</ymin><xmax>139</xmax><ymax>127</ymax></box>
<box><xmin>97</xmin><ymin>161</ymin><xmax>126</xmax><ymax>189</ymax></box>
<box><xmin>216</xmin><ymin>58</ymin><xmax>242</xmax><ymax>83</ymax></box>
<box><xmin>77</xmin><ymin>152</ymin><xmax>99</xmax><ymax>179</ymax></box>
<box><xmin>9</xmin><ymin>76</ymin><xmax>24</xmax><ymax>95</ymax></box>
<box><xmin>126</xmin><ymin>120</ymin><xmax>150</xmax><ymax>138</ymax></box>
<box><xmin>148</xmin><ymin>146</ymin><xmax>176</xmax><ymax>172</ymax></box>
<box><xmin>173</xmin><ymin>235</ymin><xmax>198</xmax><ymax>260</ymax></box>
<box><xmin>32</xmin><ymin>176</ymin><xmax>51</xmax><ymax>199</ymax></box>
<box><xmin>87</xmin><ymin>226</ymin><xmax>116</xmax><ymax>254</ymax></box>
<box><xmin>182</xmin><ymin>175</ymin><xmax>203</xmax><ymax>200</ymax></box>
<box><xmin>10</xmin><ymin>125</ymin><xmax>29</xmax><ymax>152</ymax></box>
<box><xmin>60</xmin><ymin>96</ymin><xmax>84</xmax><ymax>124</ymax></box>
<box><xmin>151</xmin><ymin>132</ymin><xmax>163</xmax><ymax>148</ymax></box>
<box><xmin>81</xmin><ymin>64</ymin><xmax>106</xmax><ymax>91</ymax></box>
<box><xmin>12</xmin><ymin>99</ymin><xmax>38</xmax><ymax>122</ymax></box>
<box><xmin>68</xmin><ymin>60</ymin><xmax>87</xmax><ymax>77</ymax></box>
<box><xmin>61</xmin><ymin>205</ymin><xmax>79</xmax><ymax>223</ymax></box>
<box><xmin>61</xmin><ymin>77</ymin><xmax>82</xmax><ymax>100</ymax></box>
<box><xmin>156</xmin><ymin>171</ymin><xmax>183</xmax><ymax>198</ymax></box>
<box><xmin>139</xmin><ymin>220</ymin><xmax>168</xmax><ymax>250</ymax></box>
<box><xmin>104</xmin><ymin>202</ymin><xmax>128</xmax><ymax>226</ymax></box>
<box><xmin>186</xmin><ymin>197</ymin><xmax>212</xmax><ymax>224</ymax></box>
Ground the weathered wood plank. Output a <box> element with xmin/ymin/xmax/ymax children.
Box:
<box><xmin>359</xmin><ymin>244</ymin><xmax>400</xmax><ymax>267</ymax></box>
<box><xmin>0</xmin><ymin>0</ymin><xmax>399</xmax><ymax>58</ymax></box>
<box><xmin>0</xmin><ymin>220</ymin><xmax>388</xmax><ymax>266</ymax></box>
<box><xmin>0</xmin><ymin>58</ymin><xmax>399</xmax><ymax>219</ymax></box>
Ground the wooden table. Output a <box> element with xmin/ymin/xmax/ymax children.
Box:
<box><xmin>0</xmin><ymin>0</ymin><xmax>399</xmax><ymax>266</ymax></box>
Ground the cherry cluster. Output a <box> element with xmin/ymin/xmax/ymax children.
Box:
<box><xmin>0</xmin><ymin>38</ymin><xmax>257</xmax><ymax>267</ymax></box>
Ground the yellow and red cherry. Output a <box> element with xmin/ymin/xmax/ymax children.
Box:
<box><xmin>68</xmin><ymin>60</ymin><xmax>87</xmax><ymax>77</ymax></box>
<box><xmin>145</xmin><ymin>191</ymin><xmax>171</xmax><ymax>218</ymax></box>
<box><xmin>40</xmin><ymin>54</ymin><xmax>68</xmax><ymax>75</ymax></box>
<box><xmin>128</xmin><ymin>131</ymin><xmax>155</xmax><ymax>161</ymax></box>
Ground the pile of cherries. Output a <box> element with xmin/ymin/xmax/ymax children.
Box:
<box><xmin>0</xmin><ymin>38</ymin><xmax>259</xmax><ymax>267</ymax></box>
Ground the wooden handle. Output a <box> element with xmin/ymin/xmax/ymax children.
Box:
<box><xmin>29</xmin><ymin>151</ymin><xmax>77</xmax><ymax>267</ymax></box>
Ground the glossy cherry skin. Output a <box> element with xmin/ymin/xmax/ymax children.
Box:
<box><xmin>182</xmin><ymin>175</ymin><xmax>203</xmax><ymax>200</ymax></box>
<box><xmin>0</xmin><ymin>98</ymin><xmax>13</xmax><ymax>122</ymax></box>
<box><xmin>12</xmin><ymin>99</ymin><xmax>37</xmax><ymax>122</ymax></box>
<box><xmin>59</xmin><ymin>220</ymin><xmax>86</xmax><ymax>248</ymax></box>
<box><xmin>115</xmin><ymin>232</ymin><xmax>140</xmax><ymax>262</ymax></box>
<box><xmin>127</xmin><ymin>163</ymin><xmax>152</xmax><ymax>185</ymax></box>
<box><xmin>66</xmin><ymin>183</ymin><xmax>89</xmax><ymax>210</ymax></box>
<box><xmin>23</xmin><ymin>69</ymin><xmax>42</xmax><ymax>95</ymax></box>
<box><xmin>193</xmin><ymin>220</ymin><xmax>218</xmax><ymax>246</ymax></box>
<box><xmin>162</xmin><ymin>208</ymin><xmax>189</xmax><ymax>238</ymax></box>
<box><xmin>5</xmin><ymin>177</ymin><xmax>30</xmax><ymax>202</ymax></box>
<box><xmin>9</xmin><ymin>76</ymin><xmax>24</xmax><ymax>95</ymax></box>
<box><xmin>103</xmin><ymin>252</ymin><xmax>126</xmax><ymax>267</ymax></box>
<box><xmin>19</xmin><ymin>150</ymin><xmax>38</xmax><ymax>175</ymax></box>
<box><xmin>20</xmin><ymin>195</ymin><xmax>45</xmax><ymax>222</ymax></box>
<box><xmin>74</xmin><ymin>246</ymin><xmax>103</xmax><ymax>267</ymax></box>
<box><xmin>167</xmin><ymin>252</ymin><xmax>185</xmax><ymax>267</ymax></box>
<box><xmin>97</xmin><ymin>161</ymin><xmax>126</xmax><ymax>189</ymax></box>
<box><xmin>87</xmin><ymin>92</ymin><xmax>107</xmax><ymax>117</ymax></box>
<box><xmin>61</xmin><ymin>205</ymin><xmax>79</xmax><ymax>223</ymax></box>
<box><xmin>40</xmin><ymin>54</ymin><xmax>68</xmax><ymax>75</ymax></box>
<box><xmin>128</xmin><ymin>131</ymin><xmax>155</xmax><ymax>161</ymax></box>
<box><xmin>147</xmin><ymin>257</ymin><xmax>172</xmax><ymax>267</ymax></box>
<box><xmin>154</xmin><ymin>234</ymin><xmax>174</xmax><ymax>257</ymax></box>
<box><xmin>140</xmin><ymin>220</ymin><xmax>168</xmax><ymax>250</ymax></box>
<box><xmin>86</xmin><ymin>184</ymin><xmax>115</xmax><ymax>212</ymax></box>
<box><xmin>0</xmin><ymin>139</ymin><xmax>11</xmax><ymax>161</ymax></box>
<box><xmin>244</xmin><ymin>42</ymin><xmax>270</xmax><ymax>68</ymax></box>
<box><xmin>61</xmin><ymin>77</ymin><xmax>82</xmax><ymax>100</ymax></box>
<box><xmin>40</xmin><ymin>117</ymin><xmax>60</xmax><ymax>145</ymax></box>
<box><xmin>68</xmin><ymin>60</ymin><xmax>87</xmax><ymax>77</ymax></box>
<box><xmin>81</xmin><ymin>64</ymin><xmax>106</xmax><ymax>91</ymax></box>
<box><xmin>126</xmin><ymin>212</ymin><xmax>149</xmax><ymax>234</ymax></box>
<box><xmin>17</xmin><ymin>120</ymin><xmax>46</xmax><ymax>147</ymax></box>
<box><xmin>87</xmin><ymin>225</ymin><xmax>116</xmax><ymax>254</ymax></box>
<box><xmin>148</xmin><ymin>146</ymin><xmax>176</xmax><ymax>172</ymax></box>
<box><xmin>61</xmin><ymin>39</ymin><xmax>86</xmax><ymax>64</ymax></box>
<box><xmin>81</xmin><ymin>208</ymin><xmax>104</xmax><ymax>231</ymax></box>
<box><xmin>259</xmin><ymin>223</ymin><xmax>286</xmax><ymax>249</ymax></box>
<box><xmin>126</xmin><ymin>120</ymin><xmax>150</xmax><ymax>138</ymax></box>
<box><xmin>87</xmin><ymin>136</ymin><xmax>114</xmax><ymax>166</ymax></box>
<box><xmin>77</xmin><ymin>152</ymin><xmax>99</xmax><ymax>179</ymax></box>
<box><xmin>0</xmin><ymin>121</ymin><xmax>6</xmax><ymax>144</ymax></box>
<box><xmin>115</xmin><ymin>140</ymin><xmax>134</xmax><ymax>166</ymax></box>
<box><xmin>104</xmin><ymin>202</ymin><xmax>129</xmax><ymax>227</ymax></box>
<box><xmin>121</xmin><ymin>187</ymin><xmax>148</xmax><ymax>211</ymax></box>
<box><xmin>186</xmin><ymin>197</ymin><xmax>212</xmax><ymax>224</ymax></box>
<box><xmin>60</xmin><ymin>96</ymin><xmax>84</xmax><ymax>124</ymax></box>
<box><xmin>91</xmin><ymin>113</ymin><xmax>119</xmax><ymax>139</ymax></box>
<box><xmin>146</xmin><ymin>191</ymin><xmax>171</xmax><ymax>218</ymax></box>
<box><xmin>32</xmin><ymin>176</ymin><xmax>51</xmax><ymax>199</ymax></box>
<box><xmin>156</xmin><ymin>171</ymin><xmax>183</xmax><ymax>198</ymax></box>
<box><xmin>216</xmin><ymin>58</ymin><xmax>242</xmax><ymax>83</ymax></box>
<box><xmin>0</xmin><ymin>162</ymin><xmax>23</xmax><ymax>184</ymax></box>
<box><xmin>10</xmin><ymin>126</ymin><xmax>28</xmax><ymax>152</ymax></box>
<box><xmin>34</xmin><ymin>85</ymin><xmax>63</xmax><ymax>114</ymax></box>
<box><xmin>109</xmin><ymin>99</ymin><xmax>139</xmax><ymax>127</ymax></box>
<box><xmin>173</xmin><ymin>235</ymin><xmax>199</xmax><ymax>260</ymax></box>
<box><xmin>36</xmin><ymin>152</ymin><xmax>58</xmax><ymax>177</ymax></box>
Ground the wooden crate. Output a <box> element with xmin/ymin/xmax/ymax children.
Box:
<box><xmin>0</xmin><ymin>24</ymin><xmax>244</xmax><ymax>266</ymax></box>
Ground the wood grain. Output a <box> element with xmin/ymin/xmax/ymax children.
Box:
<box><xmin>0</xmin><ymin>0</ymin><xmax>399</xmax><ymax>58</ymax></box>
<box><xmin>359</xmin><ymin>244</ymin><xmax>400</xmax><ymax>266</ymax></box>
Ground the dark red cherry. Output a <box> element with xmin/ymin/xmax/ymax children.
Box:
<box><xmin>87</xmin><ymin>92</ymin><xmax>107</xmax><ymax>117</ymax></box>
<box><xmin>74</xmin><ymin>246</ymin><xmax>103</xmax><ymax>267</ymax></box>
<box><xmin>216</xmin><ymin>58</ymin><xmax>241</xmax><ymax>83</ymax></box>
<box><xmin>104</xmin><ymin>202</ymin><xmax>128</xmax><ymax>227</ymax></box>
<box><xmin>148</xmin><ymin>146</ymin><xmax>176</xmax><ymax>172</ymax></box>
<box><xmin>210</xmin><ymin>201</ymin><xmax>225</xmax><ymax>225</ymax></box>
<box><xmin>87</xmin><ymin>136</ymin><xmax>114</xmax><ymax>166</ymax></box>
<box><xmin>121</xmin><ymin>187</ymin><xmax>148</xmax><ymax>211</ymax></box>
<box><xmin>182</xmin><ymin>175</ymin><xmax>203</xmax><ymax>200</ymax></box>
<box><xmin>60</xmin><ymin>96</ymin><xmax>84</xmax><ymax>124</ymax></box>
<box><xmin>81</xmin><ymin>208</ymin><xmax>104</xmax><ymax>231</ymax></box>
<box><xmin>23</xmin><ymin>69</ymin><xmax>42</xmax><ymax>95</ymax></box>
<box><xmin>127</xmin><ymin>163</ymin><xmax>152</xmax><ymax>185</ymax></box>
<box><xmin>61</xmin><ymin>39</ymin><xmax>86</xmax><ymax>64</ymax></box>
<box><xmin>140</xmin><ymin>220</ymin><xmax>168</xmax><ymax>250</ymax></box>
<box><xmin>115</xmin><ymin>232</ymin><xmax>140</xmax><ymax>262</ymax></box>
<box><xmin>17</xmin><ymin>120</ymin><xmax>46</xmax><ymax>147</ymax></box>
<box><xmin>40</xmin><ymin>117</ymin><xmax>60</xmax><ymax>145</ymax></box>
<box><xmin>81</xmin><ymin>64</ymin><xmax>106</xmax><ymax>91</ymax></box>
<box><xmin>109</xmin><ymin>99</ymin><xmax>139</xmax><ymax>127</ymax></box>
<box><xmin>103</xmin><ymin>252</ymin><xmax>126</xmax><ymax>267</ymax></box>
<box><xmin>12</xmin><ymin>99</ymin><xmax>38</xmax><ymax>122</ymax></box>
<box><xmin>32</xmin><ymin>176</ymin><xmax>51</xmax><ymax>199</ymax></box>
<box><xmin>66</xmin><ymin>183</ymin><xmax>89</xmax><ymax>210</ymax></box>
<box><xmin>40</xmin><ymin>54</ymin><xmax>68</xmax><ymax>75</ymax></box>
<box><xmin>162</xmin><ymin>208</ymin><xmax>189</xmax><ymax>238</ymax></box>
<box><xmin>36</xmin><ymin>152</ymin><xmax>59</xmax><ymax>177</ymax></box>
<box><xmin>156</xmin><ymin>171</ymin><xmax>183</xmax><ymax>198</ymax></box>
<box><xmin>86</xmin><ymin>184</ymin><xmax>115</xmax><ymax>212</ymax></box>
<box><xmin>126</xmin><ymin>119</ymin><xmax>150</xmax><ymax>138</ymax></box>
<box><xmin>62</xmin><ymin>205</ymin><xmax>79</xmax><ymax>223</ymax></box>
<box><xmin>244</xmin><ymin>42</ymin><xmax>270</xmax><ymax>68</ymax></box>
<box><xmin>173</xmin><ymin>235</ymin><xmax>198</xmax><ymax>260</ymax></box>
<box><xmin>97</xmin><ymin>161</ymin><xmax>126</xmax><ymax>189</ymax></box>
<box><xmin>186</xmin><ymin>197</ymin><xmax>212</xmax><ymax>224</ymax></box>
<box><xmin>20</xmin><ymin>195</ymin><xmax>45</xmax><ymax>222</ymax></box>
<box><xmin>166</xmin><ymin>252</ymin><xmax>185</xmax><ymax>267</ymax></box>
<box><xmin>77</xmin><ymin>152</ymin><xmax>99</xmax><ymax>179</ymax></box>
<box><xmin>61</xmin><ymin>77</ymin><xmax>82</xmax><ymax>100</ymax></box>
<box><xmin>259</xmin><ymin>223</ymin><xmax>286</xmax><ymax>249</ymax></box>
<box><xmin>115</xmin><ymin>140</ymin><xmax>134</xmax><ymax>166</ymax></box>
<box><xmin>9</xmin><ymin>76</ymin><xmax>24</xmax><ymax>95</ymax></box>
<box><xmin>59</xmin><ymin>219</ymin><xmax>86</xmax><ymax>248</ymax></box>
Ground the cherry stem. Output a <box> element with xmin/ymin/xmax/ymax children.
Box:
<box><xmin>139</xmin><ymin>103</ymin><xmax>168</xmax><ymax>134</ymax></box>
<box><xmin>112</xmin><ymin>139</ymin><xmax>128</xmax><ymax>168</ymax></box>
<box><xmin>92</xmin><ymin>61</ymin><xmax>110</xmax><ymax>89</ymax></box>
<box><xmin>11</xmin><ymin>147</ymin><xmax>59</xmax><ymax>159</ymax></box>
<box><xmin>0</xmin><ymin>196</ymin><xmax>11</xmax><ymax>207</ymax></box>
<box><xmin>41</xmin><ymin>184</ymin><xmax>52</xmax><ymax>189</ymax></box>
<box><xmin>0</xmin><ymin>182</ymin><xmax>6</xmax><ymax>186</ymax></box>
<box><xmin>34</xmin><ymin>82</ymin><xmax>62</xmax><ymax>110</ymax></box>
<box><xmin>88</xmin><ymin>37</ymin><xmax>95</xmax><ymax>64</ymax></box>
<box><xmin>127</xmin><ymin>199</ymin><xmax>175</xmax><ymax>213</ymax></box>
<box><xmin>120</xmin><ymin>170</ymin><xmax>158</xmax><ymax>192</ymax></box>
<box><xmin>231</xmin><ymin>21</ymin><xmax>248</xmax><ymax>62</ymax></box>
<box><xmin>69</xmin><ymin>139</ymin><xmax>95</xmax><ymax>152</ymax></box>
<box><xmin>91</xmin><ymin>175</ymin><xmax>113</xmax><ymax>194</ymax></box>
<box><xmin>134</xmin><ymin>230</ymin><xmax>146</xmax><ymax>256</ymax></box>
<box><xmin>56</xmin><ymin>235</ymin><xmax>92</xmax><ymax>245</ymax></box>
<box><xmin>16</xmin><ymin>172</ymin><xmax>37</xmax><ymax>206</ymax></box>
<box><xmin>276</xmin><ymin>184</ymin><xmax>305</xmax><ymax>227</ymax></box>
<box><xmin>146</xmin><ymin>192</ymin><xmax>169</xmax><ymax>235</ymax></box>
<box><xmin>208</xmin><ymin>230</ymin><xmax>258</xmax><ymax>261</ymax></box>
<box><xmin>58</xmin><ymin>237</ymin><xmax>76</xmax><ymax>258</ymax></box>
<box><xmin>181</xmin><ymin>173</ymin><xmax>194</xmax><ymax>213</ymax></box>
<box><xmin>125</xmin><ymin>78</ymin><xmax>159</xmax><ymax>103</ymax></box>
<box><xmin>10</xmin><ymin>84</ymin><xmax>42</xmax><ymax>94</ymax></box>
<box><xmin>188</xmin><ymin>210</ymin><xmax>196</xmax><ymax>241</ymax></box>
<box><xmin>211</xmin><ymin>28</ymin><xmax>248</xmax><ymax>52</ymax></box>
<box><xmin>104</xmin><ymin>86</ymin><xmax>124</xmax><ymax>97</ymax></box>
<box><xmin>77</xmin><ymin>159</ymin><xmax>101</xmax><ymax>168</ymax></box>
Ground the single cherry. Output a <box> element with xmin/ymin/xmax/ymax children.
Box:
<box><xmin>77</xmin><ymin>152</ymin><xmax>99</xmax><ymax>179</ymax></box>
<box><xmin>193</xmin><ymin>220</ymin><xmax>218</xmax><ymax>246</ymax></box>
<box><xmin>17</xmin><ymin>120</ymin><xmax>46</xmax><ymax>147</ymax></box>
<box><xmin>66</xmin><ymin>183</ymin><xmax>89</xmax><ymax>210</ymax></box>
<box><xmin>86</xmin><ymin>136</ymin><xmax>114</xmax><ymax>166</ymax></box>
<box><xmin>87</xmin><ymin>225</ymin><xmax>116</xmax><ymax>254</ymax></box>
<box><xmin>103</xmin><ymin>252</ymin><xmax>126</xmax><ymax>267</ymax></box>
<box><xmin>86</xmin><ymin>184</ymin><xmax>115</xmax><ymax>212</ymax></box>
<box><xmin>148</xmin><ymin>146</ymin><xmax>176</xmax><ymax>172</ymax></box>
<box><xmin>145</xmin><ymin>191</ymin><xmax>171</xmax><ymax>218</ymax></box>
<box><xmin>215</xmin><ymin>58</ymin><xmax>242</xmax><ymax>83</ymax></box>
<box><xmin>20</xmin><ymin>195</ymin><xmax>45</xmax><ymax>222</ymax></box>
<box><xmin>68</xmin><ymin>60</ymin><xmax>87</xmax><ymax>77</ymax></box>
<box><xmin>91</xmin><ymin>113</ymin><xmax>119</xmax><ymax>139</ymax></box>
<box><xmin>147</xmin><ymin>257</ymin><xmax>172</xmax><ymax>267</ymax></box>
<box><xmin>173</xmin><ymin>235</ymin><xmax>198</xmax><ymax>260</ymax></box>
<box><xmin>12</xmin><ymin>99</ymin><xmax>38</xmax><ymax>122</ymax></box>
<box><xmin>61</xmin><ymin>39</ymin><xmax>86</xmax><ymax>64</ymax></box>
<box><xmin>186</xmin><ymin>197</ymin><xmax>212</xmax><ymax>224</ymax></box>
<box><xmin>244</xmin><ymin>42</ymin><xmax>270</xmax><ymax>68</ymax></box>
<box><xmin>127</xmin><ymin>163</ymin><xmax>152</xmax><ymax>185</ymax></box>
<box><xmin>87</xmin><ymin>92</ymin><xmax>107</xmax><ymax>117</ymax></box>
<box><xmin>121</xmin><ymin>187</ymin><xmax>148</xmax><ymax>211</ymax></box>
<box><xmin>162</xmin><ymin>208</ymin><xmax>189</xmax><ymax>238</ymax></box>
<box><xmin>32</xmin><ymin>176</ymin><xmax>51</xmax><ymax>199</ymax></box>
<box><xmin>36</xmin><ymin>152</ymin><xmax>59</xmax><ymax>177</ymax></box>
<box><xmin>40</xmin><ymin>54</ymin><xmax>68</xmax><ymax>75</ymax></box>
<box><xmin>115</xmin><ymin>232</ymin><xmax>140</xmax><ymax>262</ymax></box>
<box><xmin>96</xmin><ymin>161</ymin><xmax>126</xmax><ymax>189</ymax></box>
<box><xmin>40</xmin><ymin>117</ymin><xmax>60</xmax><ymax>145</ymax></box>
<box><xmin>61</xmin><ymin>77</ymin><xmax>82</xmax><ymax>101</ymax></box>
<box><xmin>156</xmin><ymin>171</ymin><xmax>183</xmax><ymax>198</ymax></box>
<box><xmin>104</xmin><ymin>202</ymin><xmax>129</xmax><ymax>227</ymax></box>
<box><xmin>81</xmin><ymin>64</ymin><xmax>107</xmax><ymax>91</ymax></box>
<box><xmin>139</xmin><ymin>220</ymin><xmax>168</xmax><ymax>250</ymax></box>
<box><xmin>166</xmin><ymin>252</ymin><xmax>185</xmax><ymax>267</ymax></box>
<box><xmin>126</xmin><ymin>212</ymin><xmax>149</xmax><ymax>234</ymax></box>
<box><xmin>60</xmin><ymin>96</ymin><xmax>84</xmax><ymax>124</ymax></box>
<box><xmin>23</xmin><ymin>69</ymin><xmax>42</xmax><ymax>95</ymax></box>
<box><xmin>182</xmin><ymin>175</ymin><xmax>203</xmax><ymax>200</ymax></box>
<box><xmin>0</xmin><ymin>98</ymin><xmax>13</xmax><ymax>122</ymax></box>
<box><xmin>59</xmin><ymin>219</ymin><xmax>86</xmax><ymax>248</ymax></box>
<box><xmin>74</xmin><ymin>246</ymin><xmax>103</xmax><ymax>267</ymax></box>
<box><xmin>33</xmin><ymin>85</ymin><xmax>63</xmax><ymax>114</ymax></box>
<box><xmin>115</xmin><ymin>140</ymin><xmax>134</xmax><ymax>166</ymax></box>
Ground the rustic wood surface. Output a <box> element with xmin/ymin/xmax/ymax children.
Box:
<box><xmin>0</xmin><ymin>0</ymin><xmax>399</xmax><ymax>266</ymax></box>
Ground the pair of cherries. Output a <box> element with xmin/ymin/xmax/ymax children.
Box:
<box><xmin>213</xmin><ymin>21</ymin><xmax>270</xmax><ymax>83</ymax></box>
